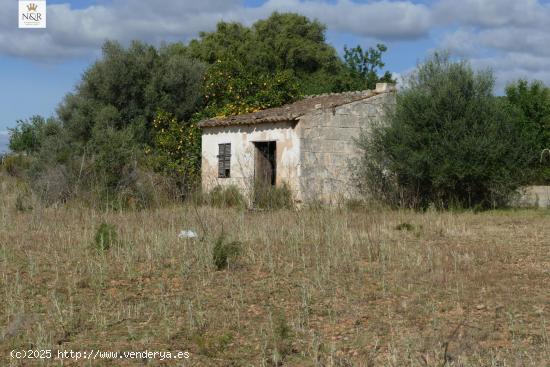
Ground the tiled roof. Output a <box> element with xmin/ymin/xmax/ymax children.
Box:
<box><xmin>198</xmin><ymin>84</ymin><xmax>395</xmax><ymax>128</ymax></box>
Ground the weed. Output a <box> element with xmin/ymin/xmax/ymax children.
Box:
<box><xmin>0</xmin><ymin>172</ymin><xmax>548</xmax><ymax>366</ymax></box>
<box><xmin>15</xmin><ymin>193</ymin><xmax>32</xmax><ymax>212</ymax></box>
<box><xmin>343</xmin><ymin>198</ymin><xmax>367</xmax><ymax>211</ymax></box>
<box><xmin>208</xmin><ymin>185</ymin><xmax>246</xmax><ymax>208</ymax></box>
<box><xmin>254</xmin><ymin>182</ymin><xmax>294</xmax><ymax>210</ymax></box>
<box><xmin>212</xmin><ymin>234</ymin><xmax>241</xmax><ymax>270</ymax></box>
<box><xmin>93</xmin><ymin>222</ymin><xmax>119</xmax><ymax>251</ymax></box>
<box><xmin>271</xmin><ymin>310</ymin><xmax>293</xmax><ymax>365</ymax></box>
<box><xmin>2</xmin><ymin>154</ymin><xmax>30</xmax><ymax>177</ymax></box>
<box><xmin>193</xmin><ymin>331</ymin><xmax>234</xmax><ymax>357</ymax></box>
<box><xmin>394</xmin><ymin>222</ymin><xmax>414</xmax><ymax>231</ymax></box>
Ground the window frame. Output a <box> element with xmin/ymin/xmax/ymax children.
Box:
<box><xmin>217</xmin><ymin>143</ymin><xmax>231</xmax><ymax>178</ymax></box>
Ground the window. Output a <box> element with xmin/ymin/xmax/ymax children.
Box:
<box><xmin>217</xmin><ymin>143</ymin><xmax>231</xmax><ymax>178</ymax></box>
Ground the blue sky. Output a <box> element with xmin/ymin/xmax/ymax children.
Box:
<box><xmin>2</xmin><ymin>0</ymin><xmax>550</xmax><ymax>133</ymax></box>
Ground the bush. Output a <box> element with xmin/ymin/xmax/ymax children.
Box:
<box><xmin>212</xmin><ymin>234</ymin><xmax>241</xmax><ymax>270</ymax></box>
<box><xmin>8</xmin><ymin>116</ymin><xmax>61</xmax><ymax>154</ymax></box>
<box><xmin>355</xmin><ymin>53</ymin><xmax>536</xmax><ymax>209</ymax></box>
<box><xmin>208</xmin><ymin>185</ymin><xmax>246</xmax><ymax>208</ymax></box>
<box><xmin>94</xmin><ymin>222</ymin><xmax>119</xmax><ymax>251</ymax></box>
<box><xmin>29</xmin><ymin>164</ymin><xmax>73</xmax><ymax>205</ymax></box>
<box><xmin>110</xmin><ymin>169</ymin><xmax>182</xmax><ymax>210</ymax></box>
<box><xmin>253</xmin><ymin>182</ymin><xmax>294</xmax><ymax>210</ymax></box>
<box><xmin>185</xmin><ymin>189</ymin><xmax>206</xmax><ymax>206</ymax></box>
<box><xmin>505</xmin><ymin>80</ymin><xmax>550</xmax><ymax>184</ymax></box>
<box><xmin>90</xmin><ymin>125</ymin><xmax>137</xmax><ymax>192</ymax></box>
<box><xmin>15</xmin><ymin>193</ymin><xmax>33</xmax><ymax>212</ymax></box>
<box><xmin>2</xmin><ymin>154</ymin><xmax>30</xmax><ymax>177</ymax></box>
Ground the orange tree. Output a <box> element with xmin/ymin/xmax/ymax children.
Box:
<box><xmin>148</xmin><ymin>110</ymin><xmax>201</xmax><ymax>190</ymax></box>
<box><xmin>146</xmin><ymin>56</ymin><xmax>300</xmax><ymax>193</ymax></box>
<box><xmin>201</xmin><ymin>57</ymin><xmax>301</xmax><ymax>118</ymax></box>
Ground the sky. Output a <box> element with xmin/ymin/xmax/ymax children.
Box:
<box><xmin>2</xmin><ymin>0</ymin><xmax>550</xmax><ymax>134</ymax></box>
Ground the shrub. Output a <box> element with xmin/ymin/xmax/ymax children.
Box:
<box><xmin>2</xmin><ymin>154</ymin><xmax>30</xmax><ymax>177</ymax></box>
<box><xmin>208</xmin><ymin>185</ymin><xmax>246</xmax><ymax>208</ymax></box>
<box><xmin>90</xmin><ymin>126</ymin><xmax>137</xmax><ymax>192</ymax></box>
<box><xmin>253</xmin><ymin>182</ymin><xmax>294</xmax><ymax>210</ymax></box>
<box><xmin>94</xmin><ymin>223</ymin><xmax>119</xmax><ymax>251</ymax></box>
<box><xmin>355</xmin><ymin>53</ymin><xmax>536</xmax><ymax>209</ymax></box>
<box><xmin>212</xmin><ymin>234</ymin><xmax>241</xmax><ymax>270</ymax></box>
<box><xmin>185</xmin><ymin>189</ymin><xmax>206</xmax><ymax>206</ymax></box>
<box><xmin>104</xmin><ymin>168</ymin><xmax>181</xmax><ymax>210</ymax></box>
<box><xmin>29</xmin><ymin>164</ymin><xmax>73</xmax><ymax>205</ymax></box>
<box><xmin>8</xmin><ymin>116</ymin><xmax>61</xmax><ymax>154</ymax></box>
<box><xmin>15</xmin><ymin>193</ymin><xmax>33</xmax><ymax>212</ymax></box>
<box><xmin>505</xmin><ymin>80</ymin><xmax>550</xmax><ymax>184</ymax></box>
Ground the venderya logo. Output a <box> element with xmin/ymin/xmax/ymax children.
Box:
<box><xmin>19</xmin><ymin>1</ymin><xmax>47</xmax><ymax>28</ymax></box>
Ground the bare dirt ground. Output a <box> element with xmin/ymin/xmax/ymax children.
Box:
<box><xmin>1</xmin><ymin>175</ymin><xmax>549</xmax><ymax>366</ymax></box>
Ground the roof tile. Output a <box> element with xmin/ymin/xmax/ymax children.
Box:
<box><xmin>198</xmin><ymin>86</ymin><xmax>395</xmax><ymax>128</ymax></box>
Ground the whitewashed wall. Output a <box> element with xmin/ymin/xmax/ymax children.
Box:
<box><xmin>201</xmin><ymin>121</ymin><xmax>301</xmax><ymax>202</ymax></box>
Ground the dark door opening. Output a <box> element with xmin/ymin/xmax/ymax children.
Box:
<box><xmin>254</xmin><ymin>141</ymin><xmax>276</xmax><ymax>187</ymax></box>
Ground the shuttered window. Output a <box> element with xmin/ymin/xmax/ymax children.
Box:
<box><xmin>217</xmin><ymin>143</ymin><xmax>231</xmax><ymax>178</ymax></box>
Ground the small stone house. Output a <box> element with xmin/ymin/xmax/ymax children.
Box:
<box><xmin>198</xmin><ymin>83</ymin><xmax>396</xmax><ymax>204</ymax></box>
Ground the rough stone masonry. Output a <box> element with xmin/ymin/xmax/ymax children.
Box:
<box><xmin>199</xmin><ymin>83</ymin><xmax>396</xmax><ymax>204</ymax></box>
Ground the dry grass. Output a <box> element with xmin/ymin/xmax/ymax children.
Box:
<box><xmin>0</xmin><ymin>173</ymin><xmax>549</xmax><ymax>366</ymax></box>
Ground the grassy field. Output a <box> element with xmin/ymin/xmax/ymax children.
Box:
<box><xmin>0</xmin><ymin>174</ymin><xmax>549</xmax><ymax>366</ymax></box>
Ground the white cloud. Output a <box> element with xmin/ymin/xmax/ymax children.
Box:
<box><xmin>1</xmin><ymin>0</ymin><xmax>431</xmax><ymax>60</ymax></box>
<box><xmin>434</xmin><ymin>0</ymin><xmax>549</xmax><ymax>28</ymax></box>
<box><xmin>432</xmin><ymin>0</ymin><xmax>550</xmax><ymax>90</ymax></box>
<box><xmin>3</xmin><ymin>0</ymin><xmax>550</xmax><ymax>91</ymax></box>
<box><xmin>259</xmin><ymin>0</ymin><xmax>431</xmax><ymax>40</ymax></box>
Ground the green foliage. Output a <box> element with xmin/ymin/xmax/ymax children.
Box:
<box><xmin>19</xmin><ymin>41</ymin><xmax>206</xmax><ymax>206</ymax></box>
<box><xmin>90</xmin><ymin>125</ymin><xmax>136</xmax><ymax>191</ymax></box>
<box><xmin>207</xmin><ymin>185</ymin><xmax>246</xmax><ymax>208</ymax></box>
<box><xmin>188</xmin><ymin>12</ymin><xmax>392</xmax><ymax>97</ymax></box>
<box><xmin>58</xmin><ymin>41</ymin><xmax>205</xmax><ymax>145</ymax></box>
<box><xmin>94</xmin><ymin>222</ymin><xmax>118</xmax><ymax>251</ymax></box>
<box><xmin>356</xmin><ymin>53</ymin><xmax>536</xmax><ymax>209</ymax></box>
<box><xmin>8</xmin><ymin>116</ymin><xmax>61</xmax><ymax>154</ymax></box>
<box><xmin>212</xmin><ymin>234</ymin><xmax>241</xmax><ymax>270</ymax></box>
<box><xmin>252</xmin><ymin>13</ymin><xmax>333</xmax><ymax>74</ymax></box>
<box><xmin>505</xmin><ymin>79</ymin><xmax>550</xmax><ymax>183</ymax></box>
<box><xmin>271</xmin><ymin>310</ymin><xmax>293</xmax><ymax>365</ymax></box>
<box><xmin>12</xmin><ymin>13</ymin><xmax>393</xmax><ymax>207</ymax></box>
<box><xmin>253</xmin><ymin>182</ymin><xmax>294</xmax><ymax>210</ymax></box>
<box><xmin>343</xmin><ymin>44</ymin><xmax>394</xmax><ymax>90</ymax></box>
<box><xmin>202</xmin><ymin>58</ymin><xmax>301</xmax><ymax>118</ymax></box>
<box><xmin>147</xmin><ymin>110</ymin><xmax>201</xmax><ymax>190</ymax></box>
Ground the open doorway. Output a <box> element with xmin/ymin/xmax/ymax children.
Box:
<box><xmin>253</xmin><ymin>141</ymin><xmax>276</xmax><ymax>187</ymax></box>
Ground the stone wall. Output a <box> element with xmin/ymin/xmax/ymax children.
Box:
<box><xmin>516</xmin><ymin>186</ymin><xmax>550</xmax><ymax>208</ymax></box>
<box><xmin>297</xmin><ymin>90</ymin><xmax>396</xmax><ymax>203</ymax></box>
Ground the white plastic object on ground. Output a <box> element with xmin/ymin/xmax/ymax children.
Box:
<box><xmin>178</xmin><ymin>230</ymin><xmax>198</xmax><ymax>239</ymax></box>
